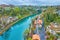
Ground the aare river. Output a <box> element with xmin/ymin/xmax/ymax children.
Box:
<box><xmin>0</xmin><ymin>13</ymin><xmax>45</xmax><ymax>40</ymax></box>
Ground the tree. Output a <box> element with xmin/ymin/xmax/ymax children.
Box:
<box><xmin>41</xmin><ymin>7</ymin><xmax>58</xmax><ymax>27</ymax></box>
<box><xmin>13</xmin><ymin>7</ymin><xmax>20</xmax><ymax>16</ymax></box>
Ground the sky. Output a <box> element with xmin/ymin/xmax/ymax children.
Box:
<box><xmin>0</xmin><ymin>0</ymin><xmax>60</xmax><ymax>6</ymax></box>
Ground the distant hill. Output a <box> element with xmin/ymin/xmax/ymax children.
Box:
<box><xmin>0</xmin><ymin>4</ymin><xmax>14</xmax><ymax>8</ymax></box>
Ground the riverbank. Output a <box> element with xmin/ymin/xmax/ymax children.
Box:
<box><xmin>24</xmin><ymin>15</ymin><xmax>45</xmax><ymax>40</ymax></box>
<box><xmin>0</xmin><ymin>13</ymin><xmax>40</xmax><ymax>35</ymax></box>
<box><xmin>0</xmin><ymin>14</ymin><xmax>31</xmax><ymax>35</ymax></box>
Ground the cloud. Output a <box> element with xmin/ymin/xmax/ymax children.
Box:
<box><xmin>0</xmin><ymin>0</ymin><xmax>60</xmax><ymax>6</ymax></box>
<box><xmin>0</xmin><ymin>0</ymin><xmax>8</xmax><ymax>5</ymax></box>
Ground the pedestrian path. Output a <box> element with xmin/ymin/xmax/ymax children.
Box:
<box><xmin>35</xmin><ymin>16</ymin><xmax>46</xmax><ymax>40</ymax></box>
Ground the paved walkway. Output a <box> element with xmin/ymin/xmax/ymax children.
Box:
<box><xmin>34</xmin><ymin>16</ymin><xmax>46</xmax><ymax>40</ymax></box>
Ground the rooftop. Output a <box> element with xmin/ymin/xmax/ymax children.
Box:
<box><xmin>32</xmin><ymin>34</ymin><xmax>40</xmax><ymax>40</ymax></box>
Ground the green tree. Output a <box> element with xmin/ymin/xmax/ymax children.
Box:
<box><xmin>13</xmin><ymin>7</ymin><xmax>20</xmax><ymax>15</ymax></box>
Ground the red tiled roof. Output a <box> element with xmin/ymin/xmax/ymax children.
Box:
<box><xmin>32</xmin><ymin>34</ymin><xmax>40</xmax><ymax>40</ymax></box>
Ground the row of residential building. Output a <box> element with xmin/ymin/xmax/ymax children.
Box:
<box><xmin>0</xmin><ymin>16</ymin><xmax>18</xmax><ymax>31</ymax></box>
